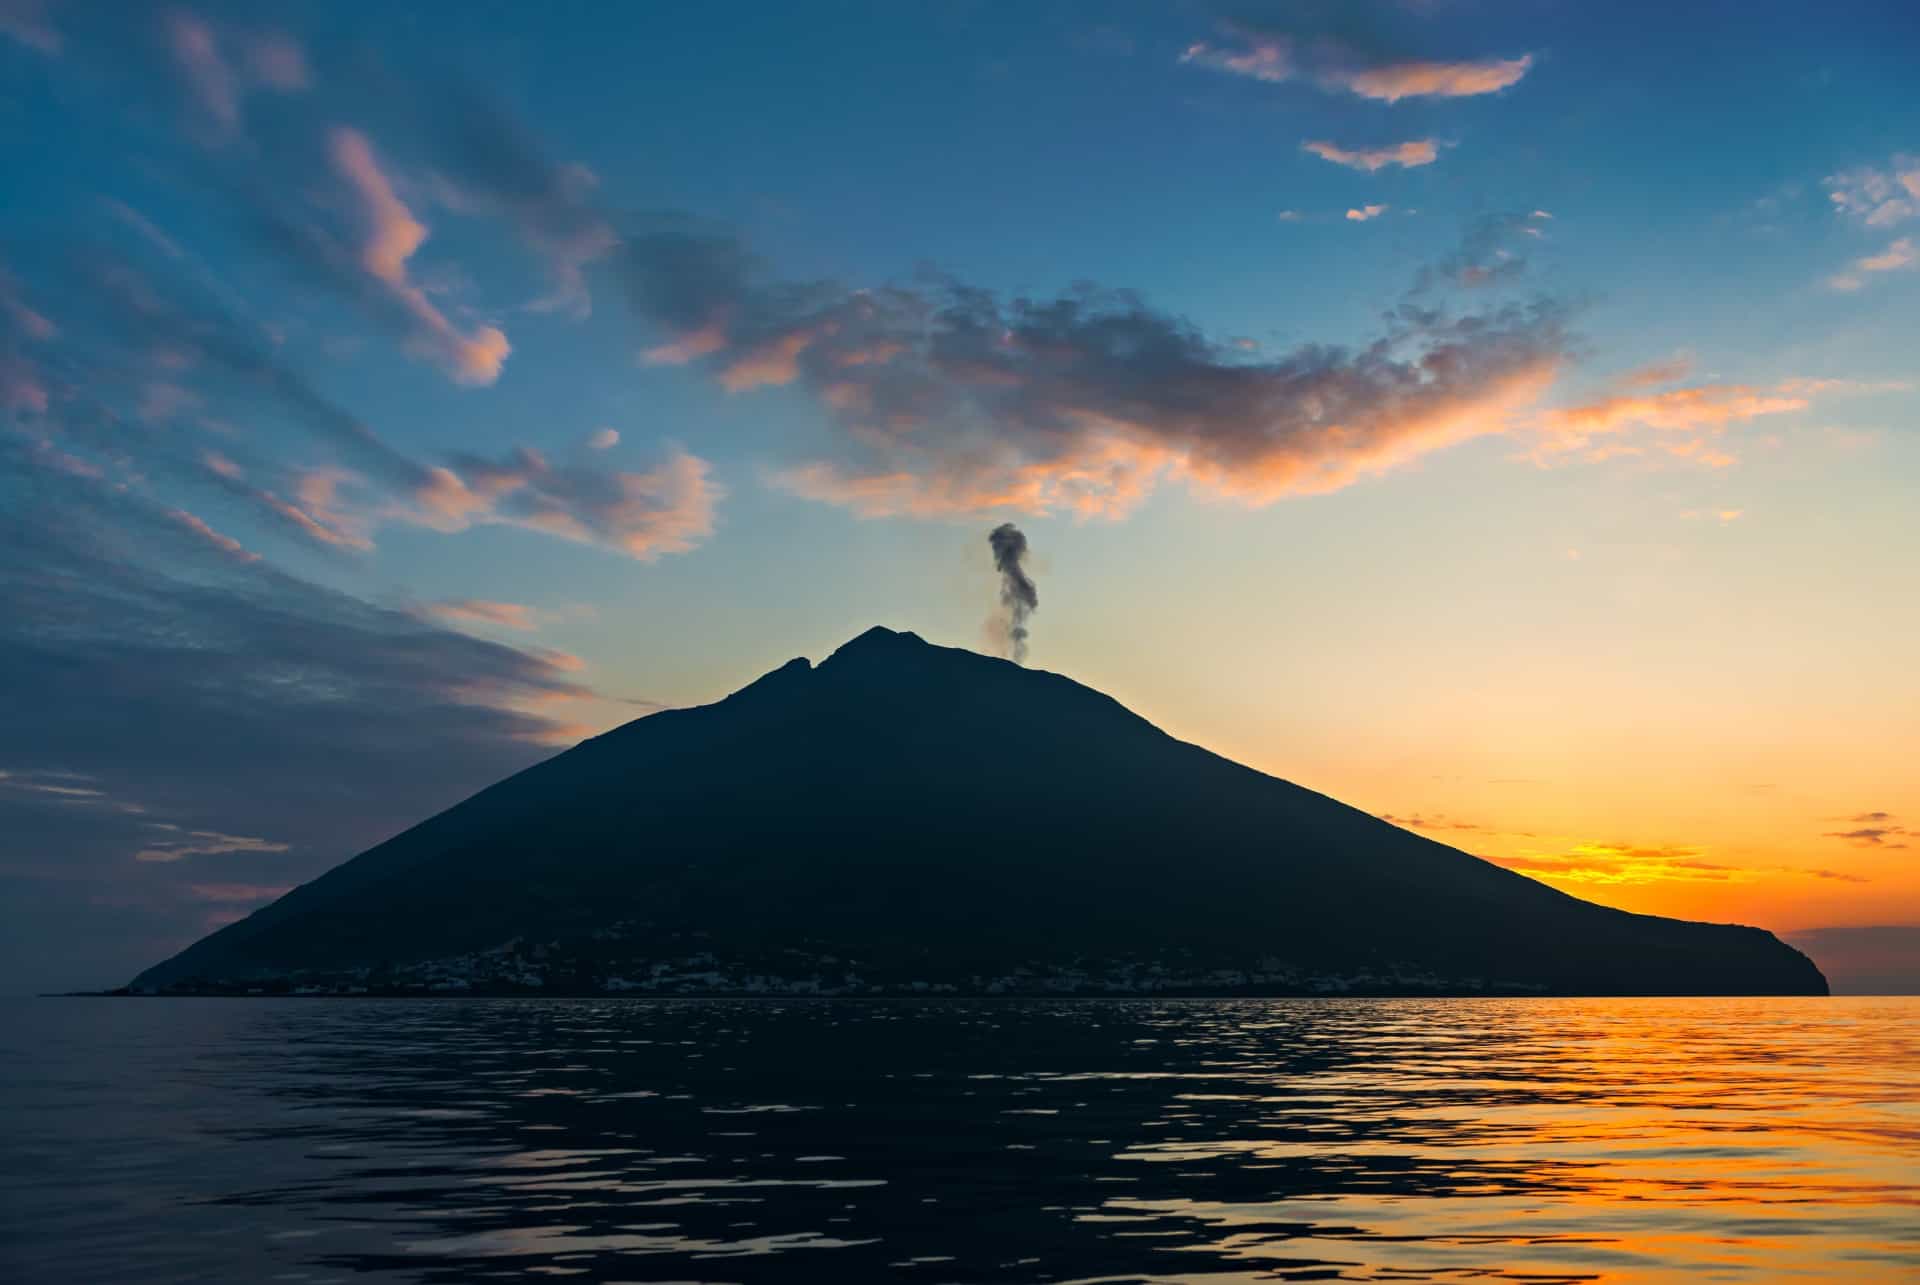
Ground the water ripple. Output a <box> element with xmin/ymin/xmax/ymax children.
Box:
<box><xmin>0</xmin><ymin>996</ymin><xmax>1914</xmax><ymax>1282</ymax></box>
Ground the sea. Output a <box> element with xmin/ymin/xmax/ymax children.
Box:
<box><xmin>1</xmin><ymin>996</ymin><xmax>1914</xmax><ymax>1283</ymax></box>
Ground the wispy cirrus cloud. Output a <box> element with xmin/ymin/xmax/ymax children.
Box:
<box><xmin>136</xmin><ymin>830</ymin><xmax>290</xmax><ymax>863</ymax></box>
<box><xmin>1826</xmin><ymin>155</ymin><xmax>1920</xmax><ymax>227</ymax></box>
<box><xmin>161</xmin><ymin>9</ymin><xmax>308</xmax><ymax>142</ymax></box>
<box><xmin>1828</xmin><ymin>237</ymin><xmax>1915</xmax><ymax>292</ymax></box>
<box><xmin>164</xmin><ymin>507</ymin><xmax>259</xmax><ymax>562</ymax></box>
<box><xmin>421</xmin><ymin>599</ymin><xmax>540</xmax><ymax>631</ymax></box>
<box><xmin>1303</xmin><ymin>139</ymin><xmax>1439</xmax><ymax>172</ymax></box>
<box><xmin>328</xmin><ymin>128</ymin><xmax>511</xmax><ymax>386</ymax></box>
<box><xmin>0</xmin><ymin>440</ymin><xmax>619</xmax><ymax>983</ymax></box>
<box><xmin>12</xmin><ymin>232</ymin><xmax>718</xmax><ymax>564</ymax></box>
<box><xmin>413</xmin><ymin>446</ymin><xmax>721</xmax><ymax>561</ymax></box>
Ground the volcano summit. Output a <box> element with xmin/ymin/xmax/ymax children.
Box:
<box><xmin>133</xmin><ymin>627</ymin><xmax>1826</xmax><ymax>997</ymax></box>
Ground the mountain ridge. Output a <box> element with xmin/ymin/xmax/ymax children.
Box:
<box><xmin>133</xmin><ymin>627</ymin><xmax>1827</xmax><ymax>996</ymax></box>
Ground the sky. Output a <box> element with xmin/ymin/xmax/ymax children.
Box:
<box><xmin>2</xmin><ymin>0</ymin><xmax>1916</xmax><ymax>994</ymax></box>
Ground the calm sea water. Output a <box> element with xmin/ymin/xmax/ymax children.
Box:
<box><xmin>1</xmin><ymin>996</ymin><xmax>1915</xmax><ymax>1283</ymax></box>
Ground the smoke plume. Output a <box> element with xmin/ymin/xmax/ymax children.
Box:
<box><xmin>988</xmin><ymin>522</ymin><xmax>1038</xmax><ymax>664</ymax></box>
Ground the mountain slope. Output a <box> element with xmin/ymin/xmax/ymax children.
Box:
<box><xmin>134</xmin><ymin>627</ymin><xmax>1827</xmax><ymax>995</ymax></box>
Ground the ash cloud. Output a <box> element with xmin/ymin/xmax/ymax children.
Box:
<box><xmin>987</xmin><ymin>523</ymin><xmax>1038</xmax><ymax>664</ymax></box>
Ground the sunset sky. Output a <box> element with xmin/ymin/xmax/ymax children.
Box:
<box><xmin>2</xmin><ymin>1</ymin><xmax>1915</xmax><ymax>992</ymax></box>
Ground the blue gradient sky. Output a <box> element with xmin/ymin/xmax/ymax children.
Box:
<box><xmin>2</xmin><ymin>0</ymin><xmax>1916</xmax><ymax>991</ymax></box>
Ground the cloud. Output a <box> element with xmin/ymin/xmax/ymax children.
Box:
<box><xmin>1303</xmin><ymin>139</ymin><xmax>1439</xmax><ymax>172</ymax></box>
<box><xmin>165</xmin><ymin>507</ymin><xmax>259</xmax><ymax>562</ymax></box>
<box><xmin>587</xmin><ymin>427</ymin><xmax>620</xmax><ymax>450</ymax></box>
<box><xmin>1379</xmin><ymin>812</ymin><xmax>1489</xmax><ymax>833</ymax></box>
<box><xmin>12</xmin><ymin>238</ymin><xmax>717</xmax><ymax>564</ymax></box>
<box><xmin>611</xmin><ymin>223</ymin><xmax>1572</xmax><ymax>518</ymax></box>
<box><xmin>1413</xmin><ymin>212</ymin><xmax>1551</xmax><ymax>292</ymax></box>
<box><xmin>136</xmin><ymin>830</ymin><xmax>290</xmax><ymax>863</ymax></box>
<box><xmin>416</xmin><ymin>91</ymin><xmax>619</xmax><ymax>318</ymax></box>
<box><xmin>1345</xmin><ymin>204</ymin><xmax>1389</xmax><ymax>222</ymax></box>
<box><xmin>1828</xmin><ymin>237</ymin><xmax>1916</xmax><ymax>291</ymax></box>
<box><xmin>165</xmin><ymin>11</ymin><xmax>241</xmax><ymax>133</ymax></box>
<box><xmin>161</xmin><ymin>10</ymin><xmax>308</xmax><ymax>141</ymax></box>
<box><xmin>1617</xmin><ymin>356</ymin><xmax>1694</xmax><ymax>388</ymax></box>
<box><xmin>1489</xmin><ymin>842</ymin><xmax>1870</xmax><ymax>887</ymax></box>
<box><xmin>419</xmin><ymin>446</ymin><xmax>721</xmax><ymax>560</ymax></box>
<box><xmin>1182</xmin><ymin>23</ymin><xmax>1532</xmax><ymax>103</ymax></box>
<box><xmin>421</xmin><ymin>599</ymin><xmax>539</xmax><ymax>631</ymax></box>
<box><xmin>1529</xmin><ymin>380</ymin><xmax>1818</xmax><ymax>465</ymax></box>
<box><xmin>187</xmin><ymin>883</ymin><xmax>293</xmax><ymax>903</ymax></box>
<box><xmin>1823</xmin><ymin>812</ymin><xmax>1908</xmax><ymax>847</ymax></box>
<box><xmin>1826</xmin><ymin>155</ymin><xmax>1920</xmax><ymax>227</ymax></box>
<box><xmin>0</xmin><ymin>0</ymin><xmax>60</xmax><ymax>54</ymax></box>
<box><xmin>328</xmin><ymin>127</ymin><xmax>511</xmax><ymax>385</ymax></box>
<box><xmin>1340</xmin><ymin>57</ymin><xmax>1532</xmax><ymax>103</ymax></box>
<box><xmin>0</xmin><ymin>442</ymin><xmax>612</xmax><ymax>985</ymax></box>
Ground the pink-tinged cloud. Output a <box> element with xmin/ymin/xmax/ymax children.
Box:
<box><xmin>618</xmin><ymin>226</ymin><xmax>1574</xmax><ymax>519</ymax></box>
<box><xmin>402</xmin><ymin>446</ymin><xmax>721</xmax><ymax>560</ymax></box>
<box><xmin>777</xmin><ymin>347</ymin><xmax>1561</xmax><ymax>519</ymax></box>
<box><xmin>201</xmin><ymin>449</ymin><xmax>243</xmax><ymax>479</ymax></box>
<box><xmin>135</xmin><ymin>829</ymin><xmax>290</xmax><ymax>862</ymax></box>
<box><xmin>1</xmin><ymin>356</ymin><xmax>48</xmax><ymax>412</ymax></box>
<box><xmin>165</xmin><ymin>508</ymin><xmax>259</xmax><ymax>562</ymax></box>
<box><xmin>1826</xmin><ymin>155</ymin><xmax>1920</xmax><ymax>227</ymax></box>
<box><xmin>245</xmin><ymin>33</ymin><xmax>309</xmax><ymax>90</ymax></box>
<box><xmin>1346</xmin><ymin>204</ymin><xmax>1389</xmax><ymax>222</ymax></box>
<box><xmin>246</xmin><ymin>469</ymin><xmax>376</xmax><ymax>551</ymax></box>
<box><xmin>1183</xmin><ymin>32</ymin><xmax>1531</xmax><ymax>103</ymax></box>
<box><xmin>166</xmin><ymin>11</ymin><xmax>240</xmax><ymax>133</ymax></box>
<box><xmin>137</xmin><ymin>380</ymin><xmax>200</xmax><ymax>423</ymax></box>
<box><xmin>1338</xmin><ymin>56</ymin><xmax>1533</xmax><ymax>103</ymax></box>
<box><xmin>2</xmin><ymin>268</ymin><xmax>57</xmax><ymax>339</ymax></box>
<box><xmin>1530</xmin><ymin>382</ymin><xmax>1817</xmax><ymax>465</ymax></box>
<box><xmin>163</xmin><ymin>11</ymin><xmax>310</xmax><ymax>139</ymax></box>
<box><xmin>718</xmin><ymin>325</ymin><xmax>831</xmax><ymax>392</ymax></box>
<box><xmin>1828</xmin><ymin>236</ymin><xmax>1916</xmax><ymax>291</ymax></box>
<box><xmin>328</xmin><ymin>127</ymin><xmax>511</xmax><ymax>385</ymax></box>
<box><xmin>422</xmin><ymin>599</ymin><xmax>539</xmax><ymax>631</ymax></box>
<box><xmin>1304</xmin><ymin>139</ymin><xmax>1439</xmax><ymax>172</ymax></box>
<box><xmin>587</xmin><ymin>427</ymin><xmax>619</xmax><ymax>450</ymax></box>
<box><xmin>1617</xmin><ymin>356</ymin><xmax>1695</xmax><ymax>389</ymax></box>
<box><xmin>643</xmin><ymin>321</ymin><xmax>728</xmax><ymax>366</ymax></box>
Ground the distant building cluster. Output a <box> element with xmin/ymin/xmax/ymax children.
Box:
<box><xmin>127</xmin><ymin>928</ymin><xmax>1545</xmax><ymax>997</ymax></box>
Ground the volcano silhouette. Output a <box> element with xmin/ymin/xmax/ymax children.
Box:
<box><xmin>134</xmin><ymin>627</ymin><xmax>1826</xmax><ymax>995</ymax></box>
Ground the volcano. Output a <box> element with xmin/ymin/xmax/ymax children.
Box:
<box><xmin>133</xmin><ymin>627</ymin><xmax>1826</xmax><ymax>996</ymax></box>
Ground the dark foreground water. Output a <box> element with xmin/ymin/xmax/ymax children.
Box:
<box><xmin>1</xmin><ymin>997</ymin><xmax>1915</xmax><ymax>1283</ymax></box>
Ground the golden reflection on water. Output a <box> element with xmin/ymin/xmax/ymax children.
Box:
<box><xmin>1</xmin><ymin>996</ymin><xmax>1915</xmax><ymax>1282</ymax></box>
